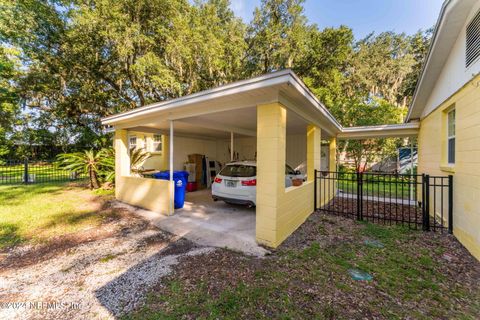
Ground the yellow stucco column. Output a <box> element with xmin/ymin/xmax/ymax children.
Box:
<box><xmin>307</xmin><ymin>125</ymin><xmax>322</xmax><ymax>209</ymax></box>
<box><xmin>326</xmin><ymin>137</ymin><xmax>337</xmax><ymax>204</ymax></box>
<box><xmin>115</xmin><ymin>129</ymin><xmax>130</xmax><ymax>199</ymax></box>
<box><xmin>256</xmin><ymin>102</ymin><xmax>286</xmax><ymax>247</ymax></box>
<box><xmin>329</xmin><ymin>137</ymin><xmax>337</xmax><ymax>172</ymax></box>
<box><xmin>307</xmin><ymin>125</ymin><xmax>322</xmax><ymax>181</ymax></box>
<box><xmin>161</xmin><ymin>135</ymin><xmax>170</xmax><ymax>171</ymax></box>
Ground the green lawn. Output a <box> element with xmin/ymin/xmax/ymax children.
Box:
<box><xmin>126</xmin><ymin>214</ymin><xmax>480</xmax><ymax>319</ymax></box>
<box><xmin>0</xmin><ymin>182</ymin><xmax>114</xmax><ymax>249</ymax></box>
<box><xmin>335</xmin><ymin>174</ymin><xmax>418</xmax><ymax>200</ymax></box>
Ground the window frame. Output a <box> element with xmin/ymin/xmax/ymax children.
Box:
<box><xmin>152</xmin><ymin>134</ymin><xmax>163</xmax><ymax>152</ymax></box>
<box><xmin>447</xmin><ymin>109</ymin><xmax>455</xmax><ymax>165</ymax></box>
<box><xmin>128</xmin><ymin>135</ymin><xmax>137</xmax><ymax>151</ymax></box>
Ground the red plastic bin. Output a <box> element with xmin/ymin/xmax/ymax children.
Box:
<box><xmin>186</xmin><ymin>182</ymin><xmax>197</xmax><ymax>192</ymax></box>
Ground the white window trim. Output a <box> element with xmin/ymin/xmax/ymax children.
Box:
<box><xmin>152</xmin><ymin>134</ymin><xmax>163</xmax><ymax>153</ymax></box>
<box><xmin>447</xmin><ymin>109</ymin><xmax>455</xmax><ymax>165</ymax></box>
<box><xmin>128</xmin><ymin>135</ymin><xmax>137</xmax><ymax>151</ymax></box>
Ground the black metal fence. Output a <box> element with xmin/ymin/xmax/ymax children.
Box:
<box><xmin>314</xmin><ymin>170</ymin><xmax>453</xmax><ymax>233</ymax></box>
<box><xmin>0</xmin><ymin>159</ymin><xmax>87</xmax><ymax>185</ymax></box>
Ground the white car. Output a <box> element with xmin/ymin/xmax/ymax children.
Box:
<box><xmin>211</xmin><ymin>161</ymin><xmax>303</xmax><ymax>207</ymax></box>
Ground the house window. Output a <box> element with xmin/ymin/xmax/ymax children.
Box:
<box><xmin>128</xmin><ymin>135</ymin><xmax>137</xmax><ymax>150</ymax></box>
<box><xmin>152</xmin><ymin>134</ymin><xmax>162</xmax><ymax>152</ymax></box>
<box><xmin>447</xmin><ymin>109</ymin><xmax>455</xmax><ymax>164</ymax></box>
<box><xmin>466</xmin><ymin>9</ymin><xmax>480</xmax><ymax>67</ymax></box>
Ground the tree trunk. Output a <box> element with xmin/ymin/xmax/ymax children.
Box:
<box><xmin>89</xmin><ymin>166</ymin><xmax>100</xmax><ymax>189</ymax></box>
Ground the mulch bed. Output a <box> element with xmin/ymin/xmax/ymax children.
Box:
<box><xmin>321</xmin><ymin>197</ymin><xmax>447</xmax><ymax>231</ymax></box>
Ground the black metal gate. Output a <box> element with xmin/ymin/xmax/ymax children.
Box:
<box><xmin>314</xmin><ymin>170</ymin><xmax>453</xmax><ymax>233</ymax></box>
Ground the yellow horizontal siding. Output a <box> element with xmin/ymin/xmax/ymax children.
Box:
<box><xmin>256</xmin><ymin>103</ymin><xmax>322</xmax><ymax>248</ymax></box>
<box><xmin>418</xmin><ymin>74</ymin><xmax>480</xmax><ymax>260</ymax></box>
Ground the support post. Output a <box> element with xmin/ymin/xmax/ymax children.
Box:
<box><xmin>329</xmin><ymin>138</ymin><xmax>337</xmax><ymax>201</ymax></box>
<box><xmin>356</xmin><ymin>171</ymin><xmax>363</xmax><ymax>221</ymax></box>
<box><xmin>448</xmin><ymin>175</ymin><xmax>453</xmax><ymax>234</ymax></box>
<box><xmin>256</xmin><ymin>103</ymin><xmax>286</xmax><ymax>247</ymax></box>
<box><xmin>329</xmin><ymin>138</ymin><xmax>337</xmax><ymax>174</ymax></box>
<box><xmin>23</xmin><ymin>158</ymin><xmax>29</xmax><ymax>184</ymax></box>
<box><xmin>114</xmin><ymin>129</ymin><xmax>130</xmax><ymax>199</ymax></box>
<box><xmin>307</xmin><ymin>125</ymin><xmax>321</xmax><ymax>182</ymax></box>
<box><xmin>230</xmin><ymin>131</ymin><xmax>234</xmax><ymax>162</ymax></box>
<box><xmin>314</xmin><ymin>169</ymin><xmax>318</xmax><ymax>210</ymax></box>
<box><xmin>424</xmin><ymin>174</ymin><xmax>431</xmax><ymax>231</ymax></box>
<box><xmin>169</xmin><ymin>120</ymin><xmax>174</xmax><ymax>215</ymax></box>
<box><xmin>421</xmin><ymin>173</ymin><xmax>426</xmax><ymax>230</ymax></box>
<box><xmin>410</xmin><ymin>138</ymin><xmax>414</xmax><ymax>201</ymax></box>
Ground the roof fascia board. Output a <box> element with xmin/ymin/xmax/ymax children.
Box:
<box><xmin>406</xmin><ymin>0</ymin><xmax>468</xmax><ymax>122</ymax></box>
<box><xmin>338</xmin><ymin>123</ymin><xmax>420</xmax><ymax>140</ymax></box>
<box><xmin>102</xmin><ymin>70</ymin><xmax>292</xmax><ymax>125</ymax></box>
<box><xmin>286</xmin><ymin>72</ymin><xmax>343</xmax><ymax>130</ymax></box>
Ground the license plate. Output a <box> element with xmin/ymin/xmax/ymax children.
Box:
<box><xmin>225</xmin><ymin>180</ymin><xmax>237</xmax><ymax>187</ymax></box>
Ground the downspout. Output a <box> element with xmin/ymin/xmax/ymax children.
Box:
<box><xmin>230</xmin><ymin>132</ymin><xmax>234</xmax><ymax>162</ymax></box>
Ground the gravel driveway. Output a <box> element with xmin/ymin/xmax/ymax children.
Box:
<box><xmin>0</xmin><ymin>209</ymin><xmax>214</xmax><ymax>320</ymax></box>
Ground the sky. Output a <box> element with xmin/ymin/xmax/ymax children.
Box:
<box><xmin>230</xmin><ymin>0</ymin><xmax>444</xmax><ymax>39</ymax></box>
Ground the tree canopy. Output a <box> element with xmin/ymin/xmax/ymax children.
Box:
<box><xmin>0</xmin><ymin>0</ymin><xmax>431</xmax><ymax>161</ymax></box>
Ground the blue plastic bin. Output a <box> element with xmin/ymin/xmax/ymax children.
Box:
<box><xmin>153</xmin><ymin>171</ymin><xmax>189</xmax><ymax>209</ymax></box>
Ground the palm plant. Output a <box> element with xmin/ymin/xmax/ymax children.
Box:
<box><xmin>98</xmin><ymin>147</ymin><xmax>115</xmax><ymax>183</ymax></box>
<box><xmin>130</xmin><ymin>148</ymin><xmax>151</xmax><ymax>176</ymax></box>
<box><xmin>57</xmin><ymin>148</ymin><xmax>114</xmax><ymax>189</ymax></box>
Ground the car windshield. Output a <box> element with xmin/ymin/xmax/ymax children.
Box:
<box><xmin>220</xmin><ymin>165</ymin><xmax>256</xmax><ymax>177</ymax></box>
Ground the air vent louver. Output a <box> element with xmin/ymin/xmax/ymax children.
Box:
<box><xmin>466</xmin><ymin>9</ymin><xmax>480</xmax><ymax>67</ymax></box>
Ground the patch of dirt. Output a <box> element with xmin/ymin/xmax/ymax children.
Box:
<box><xmin>0</xmin><ymin>202</ymin><xmax>215</xmax><ymax>320</ymax></box>
<box><xmin>162</xmin><ymin>249</ymin><xmax>263</xmax><ymax>297</ymax></box>
<box><xmin>280</xmin><ymin>210</ymin><xmax>361</xmax><ymax>250</ymax></box>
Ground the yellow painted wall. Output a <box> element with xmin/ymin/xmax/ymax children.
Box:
<box><xmin>276</xmin><ymin>182</ymin><xmax>314</xmax><ymax>244</ymax></box>
<box><xmin>417</xmin><ymin>74</ymin><xmax>480</xmax><ymax>260</ymax></box>
<box><xmin>116</xmin><ymin>176</ymin><xmax>172</xmax><ymax>214</ymax></box>
<box><xmin>307</xmin><ymin>125</ymin><xmax>321</xmax><ymax>182</ymax></box>
<box><xmin>115</xmin><ymin>129</ymin><xmax>173</xmax><ymax>215</ymax></box>
<box><xmin>256</xmin><ymin>102</ymin><xmax>320</xmax><ymax>247</ymax></box>
<box><xmin>126</xmin><ymin>131</ymin><xmax>166</xmax><ymax>170</ymax></box>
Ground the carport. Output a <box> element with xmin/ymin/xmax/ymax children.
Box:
<box><xmin>102</xmin><ymin>69</ymin><xmax>340</xmax><ymax>248</ymax></box>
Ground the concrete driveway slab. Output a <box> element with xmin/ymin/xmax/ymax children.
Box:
<box><xmin>114</xmin><ymin>190</ymin><xmax>269</xmax><ymax>256</ymax></box>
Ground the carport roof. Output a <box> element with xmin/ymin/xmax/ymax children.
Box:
<box><xmin>102</xmin><ymin>69</ymin><xmax>419</xmax><ymax>139</ymax></box>
<box><xmin>102</xmin><ymin>69</ymin><xmax>342</xmax><ymax>134</ymax></box>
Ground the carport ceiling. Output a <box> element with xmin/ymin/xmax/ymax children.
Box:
<box><xmin>128</xmin><ymin>106</ymin><xmax>322</xmax><ymax>140</ymax></box>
